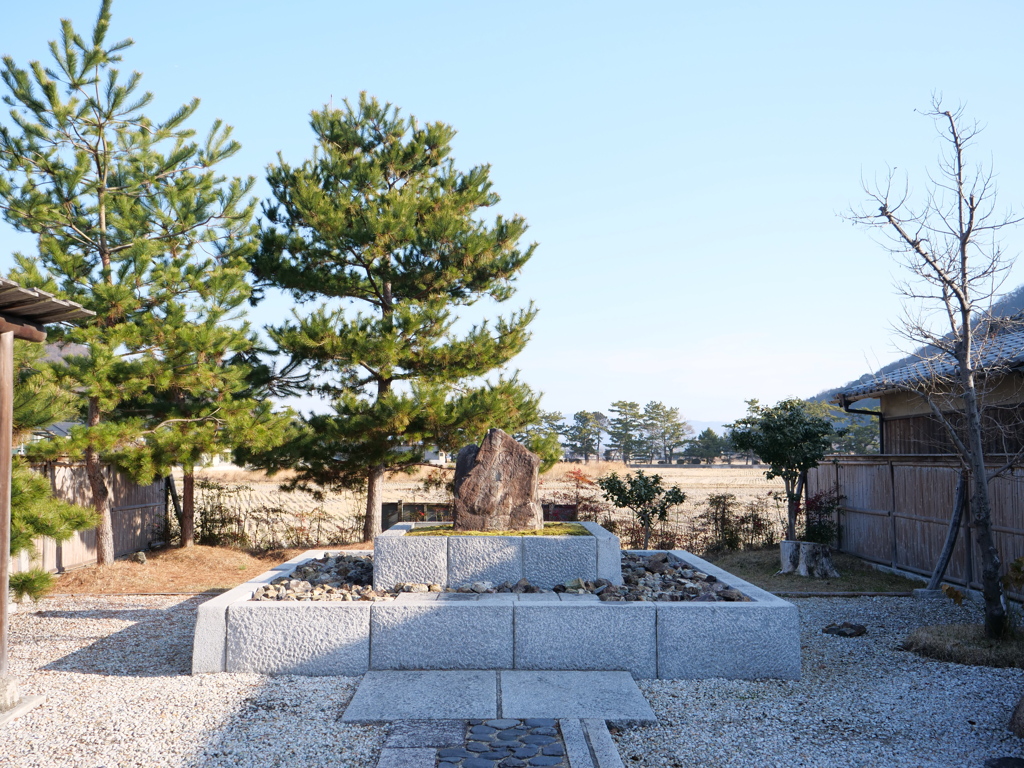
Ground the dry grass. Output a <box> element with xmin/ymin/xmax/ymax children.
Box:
<box><xmin>704</xmin><ymin>547</ymin><xmax>923</xmax><ymax>594</ymax></box>
<box><xmin>51</xmin><ymin>543</ymin><xmax>369</xmax><ymax>595</ymax></box>
<box><xmin>902</xmin><ymin>624</ymin><xmax>1024</xmax><ymax>668</ymax></box>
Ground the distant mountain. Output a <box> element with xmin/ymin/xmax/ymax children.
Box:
<box><xmin>809</xmin><ymin>283</ymin><xmax>1024</xmax><ymax>405</ymax></box>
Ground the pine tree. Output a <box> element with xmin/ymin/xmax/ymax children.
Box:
<box><xmin>563</xmin><ymin>411</ymin><xmax>603</xmax><ymax>462</ymax></box>
<box><xmin>513</xmin><ymin>410</ymin><xmax>564</xmax><ymax>471</ymax></box>
<box><xmin>9</xmin><ymin>341</ymin><xmax>98</xmax><ymax>598</ymax></box>
<box><xmin>607</xmin><ymin>401</ymin><xmax>643</xmax><ymax>463</ymax></box>
<box><xmin>249</xmin><ymin>94</ymin><xmax>539</xmax><ymax>540</ymax></box>
<box><xmin>641</xmin><ymin>401</ymin><xmax>693</xmax><ymax>463</ymax></box>
<box><xmin>0</xmin><ymin>1</ymin><xmax>273</xmax><ymax>557</ymax></box>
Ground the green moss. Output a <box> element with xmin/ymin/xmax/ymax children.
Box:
<box><xmin>406</xmin><ymin>522</ymin><xmax>590</xmax><ymax>537</ymax></box>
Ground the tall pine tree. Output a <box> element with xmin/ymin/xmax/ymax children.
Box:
<box><xmin>608</xmin><ymin>401</ymin><xmax>643</xmax><ymax>463</ymax></box>
<box><xmin>0</xmin><ymin>1</ymin><xmax>277</xmax><ymax>555</ymax></box>
<box><xmin>250</xmin><ymin>94</ymin><xmax>539</xmax><ymax>540</ymax></box>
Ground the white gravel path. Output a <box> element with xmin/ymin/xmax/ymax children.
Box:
<box><xmin>4</xmin><ymin>595</ymin><xmax>386</xmax><ymax>768</ymax></box>
<box><xmin>6</xmin><ymin>592</ymin><xmax>1024</xmax><ymax>768</ymax></box>
<box><xmin>614</xmin><ymin>596</ymin><xmax>1024</xmax><ymax>768</ymax></box>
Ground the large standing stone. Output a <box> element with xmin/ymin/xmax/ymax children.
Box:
<box><xmin>453</xmin><ymin>429</ymin><xmax>543</xmax><ymax>531</ymax></box>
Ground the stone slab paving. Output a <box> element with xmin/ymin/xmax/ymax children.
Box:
<box><xmin>341</xmin><ymin>669</ymin><xmax>656</xmax><ymax>724</ymax></box>
<box><xmin>438</xmin><ymin>718</ymin><xmax>567</xmax><ymax>768</ymax></box>
<box><xmin>345</xmin><ymin>670</ymin><xmax>644</xmax><ymax>768</ymax></box>
<box><xmin>501</xmin><ymin>671</ymin><xmax>657</xmax><ymax>724</ymax></box>
<box><xmin>342</xmin><ymin>670</ymin><xmax>498</xmax><ymax>721</ymax></box>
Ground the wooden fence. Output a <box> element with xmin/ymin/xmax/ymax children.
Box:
<box><xmin>12</xmin><ymin>463</ymin><xmax>165</xmax><ymax>574</ymax></box>
<box><xmin>808</xmin><ymin>455</ymin><xmax>1024</xmax><ymax>597</ymax></box>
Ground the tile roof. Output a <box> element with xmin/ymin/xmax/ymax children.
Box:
<box><xmin>835</xmin><ymin>329</ymin><xmax>1024</xmax><ymax>402</ymax></box>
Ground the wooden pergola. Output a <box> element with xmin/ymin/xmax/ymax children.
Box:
<box><xmin>0</xmin><ymin>278</ymin><xmax>93</xmax><ymax>717</ymax></box>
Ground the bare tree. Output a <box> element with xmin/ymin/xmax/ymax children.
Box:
<box><xmin>850</xmin><ymin>97</ymin><xmax>1022</xmax><ymax>638</ymax></box>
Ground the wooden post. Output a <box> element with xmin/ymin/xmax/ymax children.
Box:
<box><xmin>0</xmin><ymin>331</ymin><xmax>14</xmax><ymax>681</ymax></box>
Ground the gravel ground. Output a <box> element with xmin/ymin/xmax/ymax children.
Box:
<box><xmin>614</xmin><ymin>596</ymin><xmax>1024</xmax><ymax>768</ymax></box>
<box><xmin>7</xmin><ymin>592</ymin><xmax>1024</xmax><ymax>768</ymax></box>
<box><xmin>4</xmin><ymin>595</ymin><xmax>387</xmax><ymax>768</ymax></box>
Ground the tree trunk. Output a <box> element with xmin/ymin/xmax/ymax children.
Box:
<box><xmin>180</xmin><ymin>471</ymin><xmax>195</xmax><ymax>548</ymax></box>
<box><xmin>642</xmin><ymin>522</ymin><xmax>651</xmax><ymax>550</ymax></box>
<box><xmin>926</xmin><ymin>470</ymin><xmax>967</xmax><ymax>590</ymax></box>
<box><xmin>364</xmin><ymin>464</ymin><xmax>385</xmax><ymax>542</ymax></box>
<box><xmin>784</xmin><ymin>477</ymin><xmax>799</xmax><ymax>542</ymax></box>
<box><xmin>962</xmin><ymin>385</ymin><xmax>1009</xmax><ymax>638</ymax></box>
<box><xmin>166</xmin><ymin>475</ymin><xmax>182</xmax><ymax>530</ymax></box>
<box><xmin>85</xmin><ymin>397</ymin><xmax>114</xmax><ymax>566</ymax></box>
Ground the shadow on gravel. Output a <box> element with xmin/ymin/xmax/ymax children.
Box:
<box><xmin>41</xmin><ymin>595</ymin><xmax>207</xmax><ymax>677</ymax></box>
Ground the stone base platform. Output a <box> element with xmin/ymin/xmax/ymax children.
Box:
<box><xmin>192</xmin><ymin>549</ymin><xmax>801</xmax><ymax>680</ymax></box>
<box><xmin>373</xmin><ymin>521</ymin><xmax>623</xmax><ymax>590</ymax></box>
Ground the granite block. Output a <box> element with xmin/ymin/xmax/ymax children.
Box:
<box><xmin>225</xmin><ymin>602</ymin><xmax>371</xmax><ymax>675</ymax></box>
<box><xmin>192</xmin><ymin>569</ymin><xmax>282</xmax><ymax>674</ymax></box>
<box><xmin>374</xmin><ymin>535</ymin><xmax>447</xmax><ymax>590</ymax></box>
<box><xmin>393</xmin><ymin>592</ymin><xmax>441</xmax><ymax>603</ymax></box>
<box><xmin>656</xmin><ymin>601</ymin><xmax>800</xmax><ymax>680</ymax></box>
<box><xmin>447</xmin><ymin>536</ymin><xmax>524</xmax><ymax>587</ymax></box>
<box><xmin>513</xmin><ymin>603</ymin><xmax>656</xmax><ymax>678</ymax></box>
<box><xmin>371</xmin><ymin>603</ymin><xmax>514</xmax><ymax>669</ymax></box>
<box><xmin>522</xmin><ymin>536</ymin><xmax>596</xmax><ymax>588</ymax></box>
<box><xmin>517</xmin><ymin>593</ymin><xmax>561</xmax><ymax>602</ymax></box>
<box><xmin>579</xmin><ymin>522</ymin><xmax>624</xmax><ymax>585</ymax></box>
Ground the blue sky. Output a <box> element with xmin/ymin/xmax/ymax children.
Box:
<box><xmin>4</xmin><ymin>1</ymin><xmax>1024</xmax><ymax>425</ymax></box>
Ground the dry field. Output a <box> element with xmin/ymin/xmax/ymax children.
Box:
<box><xmin>182</xmin><ymin>463</ymin><xmax>785</xmax><ymax>549</ymax></box>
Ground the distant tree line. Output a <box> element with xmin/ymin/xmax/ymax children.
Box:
<box><xmin>552</xmin><ymin>398</ymin><xmax>878</xmax><ymax>466</ymax></box>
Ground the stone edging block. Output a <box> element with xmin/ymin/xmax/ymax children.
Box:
<box><xmin>191</xmin><ymin>568</ymin><xmax>284</xmax><ymax>674</ymax></box>
<box><xmin>226</xmin><ymin>602</ymin><xmax>371</xmax><ymax>675</ymax></box>
<box><xmin>370</xmin><ymin>603</ymin><xmax>514</xmax><ymax>670</ymax></box>
<box><xmin>514</xmin><ymin>602</ymin><xmax>657</xmax><ymax>678</ymax></box>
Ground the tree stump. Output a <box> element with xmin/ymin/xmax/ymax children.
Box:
<box><xmin>796</xmin><ymin>542</ymin><xmax>841</xmax><ymax>578</ymax></box>
<box><xmin>779</xmin><ymin>541</ymin><xmax>801</xmax><ymax>574</ymax></box>
<box><xmin>779</xmin><ymin>541</ymin><xmax>840</xmax><ymax>578</ymax></box>
<box><xmin>452</xmin><ymin>429</ymin><xmax>544</xmax><ymax>531</ymax></box>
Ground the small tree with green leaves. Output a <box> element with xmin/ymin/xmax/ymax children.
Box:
<box><xmin>597</xmin><ymin>469</ymin><xmax>686</xmax><ymax>549</ymax></box>
<box><xmin>728</xmin><ymin>398</ymin><xmax>843</xmax><ymax>541</ymax></box>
